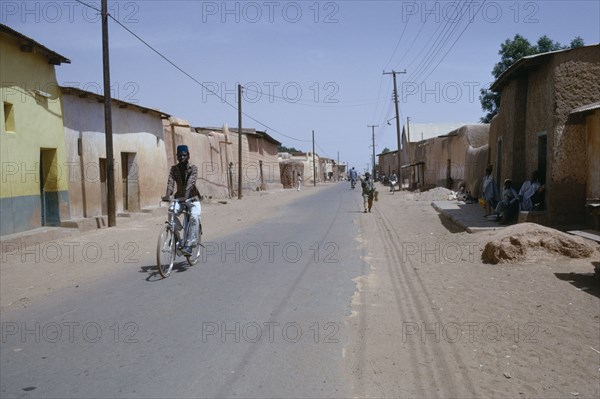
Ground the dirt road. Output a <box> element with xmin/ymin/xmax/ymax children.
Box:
<box><xmin>346</xmin><ymin>185</ymin><xmax>599</xmax><ymax>398</ymax></box>
<box><xmin>1</xmin><ymin>182</ymin><xmax>598</xmax><ymax>398</ymax></box>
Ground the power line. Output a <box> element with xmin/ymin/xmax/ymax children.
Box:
<box><xmin>406</xmin><ymin>0</ymin><xmax>479</xmax><ymax>84</ymax></box>
<box><xmin>74</xmin><ymin>0</ymin><xmax>311</xmax><ymax>144</ymax></box>
<box><xmin>418</xmin><ymin>0</ymin><xmax>488</xmax><ymax>83</ymax></box>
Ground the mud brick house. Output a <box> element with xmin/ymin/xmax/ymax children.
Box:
<box><xmin>61</xmin><ymin>87</ymin><xmax>170</xmax><ymax>219</ymax></box>
<box><xmin>164</xmin><ymin>120</ymin><xmax>233</xmax><ymax>199</ymax></box>
<box><xmin>406</xmin><ymin>124</ymin><xmax>489</xmax><ymax>195</ymax></box>
<box><xmin>195</xmin><ymin>126</ymin><xmax>282</xmax><ymax>192</ymax></box>
<box><xmin>278</xmin><ymin>153</ymin><xmax>304</xmax><ymax>189</ymax></box>
<box><xmin>488</xmin><ymin>44</ymin><xmax>600</xmax><ymax>228</ymax></box>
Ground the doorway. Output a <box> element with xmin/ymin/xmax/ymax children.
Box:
<box><xmin>537</xmin><ymin>134</ymin><xmax>547</xmax><ymax>183</ymax></box>
<box><xmin>40</xmin><ymin>148</ymin><xmax>60</xmax><ymax>226</ymax></box>
<box><xmin>99</xmin><ymin>158</ymin><xmax>107</xmax><ymax>215</ymax></box>
<box><xmin>496</xmin><ymin>138</ymin><xmax>503</xmax><ymax>183</ymax></box>
<box><xmin>121</xmin><ymin>152</ymin><xmax>140</xmax><ymax>211</ymax></box>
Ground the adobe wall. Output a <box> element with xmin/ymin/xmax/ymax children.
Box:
<box><xmin>548</xmin><ymin>48</ymin><xmax>600</xmax><ymax>226</ymax></box>
<box><xmin>489</xmin><ymin>80</ymin><xmax>516</xmax><ymax>188</ymax></box>
<box><xmin>523</xmin><ymin>62</ymin><xmax>552</xmax><ymax>185</ymax></box>
<box><xmin>63</xmin><ymin>94</ymin><xmax>168</xmax><ymax>218</ymax></box>
<box><xmin>279</xmin><ymin>160</ymin><xmax>304</xmax><ymax>189</ymax></box>
<box><xmin>163</xmin><ymin>119</ymin><xmax>231</xmax><ymax>199</ymax></box>
<box><xmin>414</xmin><ymin>125</ymin><xmax>489</xmax><ymax>193</ymax></box>
<box><xmin>229</xmin><ymin>131</ymin><xmax>282</xmax><ymax>191</ymax></box>
<box><xmin>586</xmin><ymin>110</ymin><xmax>600</xmax><ymax>200</ymax></box>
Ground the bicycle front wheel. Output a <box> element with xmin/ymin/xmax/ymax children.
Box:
<box><xmin>186</xmin><ymin>225</ymin><xmax>202</xmax><ymax>266</ymax></box>
<box><xmin>157</xmin><ymin>225</ymin><xmax>176</xmax><ymax>278</ymax></box>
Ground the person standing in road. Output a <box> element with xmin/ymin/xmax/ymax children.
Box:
<box><xmin>296</xmin><ymin>172</ymin><xmax>302</xmax><ymax>191</ymax></box>
<box><xmin>162</xmin><ymin>145</ymin><xmax>201</xmax><ymax>256</ymax></box>
<box><xmin>389</xmin><ymin>170</ymin><xmax>398</xmax><ymax>194</ymax></box>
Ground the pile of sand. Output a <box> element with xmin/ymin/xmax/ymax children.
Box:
<box><xmin>481</xmin><ymin>223</ymin><xmax>599</xmax><ymax>264</ymax></box>
<box><xmin>414</xmin><ymin>187</ymin><xmax>455</xmax><ymax>201</ymax></box>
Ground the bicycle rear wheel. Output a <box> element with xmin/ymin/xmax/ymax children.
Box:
<box><xmin>157</xmin><ymin>225</ymin><xmax>176</xmax><ymax>277</ymax></box>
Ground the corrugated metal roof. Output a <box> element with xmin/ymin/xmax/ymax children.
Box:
<box><xmin>570</xmin><ymin>101</ymin><xmax>600</xmax><ymax>115</ymax></box>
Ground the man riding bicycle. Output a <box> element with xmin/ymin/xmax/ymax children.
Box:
<box><xmin>162</xmin><ymin>145</ymin><xmax>201</xmax><ymax>256</ymax></box>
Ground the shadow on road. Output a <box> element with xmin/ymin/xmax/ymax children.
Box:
<box><xmin>437</xmin><ymin>214</ymin><xmax>466</xmax><ymax>234</ymax></box>
<box><xmin>555</xmin><ymin>265</ymin><xmax>600</xmax><ymax>299</ymax></box>
<box><xmin>140</xmin><ymin>262</ymin><xmax>190</xmax><ymax>282</ymax></box>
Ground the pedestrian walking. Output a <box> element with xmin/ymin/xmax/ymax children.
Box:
<box><xmin>361</xmin><ymin>172</ymin><xmax>376</xmax><ymax>213</ymax></box>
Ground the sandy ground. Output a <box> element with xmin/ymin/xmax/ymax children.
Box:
<box><xmin>0</xmin><ymin>185</ymin><xmax>329</xmax><ymax>311</ymax></box>
<box><xmin>345</xmin><ymin>183</ymin><xmax>600</xmax><ymax>398</ymax></box>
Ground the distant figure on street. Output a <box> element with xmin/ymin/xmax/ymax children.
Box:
<box><xmin>296</xmin><ymin>172</ymin><xmax>302</xmax><ymax>191</ymax></box>
<box><xmin>349</xmin><ymin>167</ymin><xmax>358</xmax><ymax>189</ymax></box>
<box><xmin>519</xmin><ymin>170</ymin><xmax>545</xmax><ymax>211</ymax></box>
<box><xmin>361</xmin><ymin>172</ymin><xmax>376</xmax><ymax>213</ymax></box>
<box><xmin>389</xmin><ymin>171</ymin><xmax>398</xmax><ymax>194</ymax></box>
<box><xmin>482</xmin><ymin>164</ymin><xmax>500</xmax><ymax>217</ymax></box>
<box><xmin>495</xmin><ymin>179</ymin><xmax>519</xmax><ymax>224</ymax></box>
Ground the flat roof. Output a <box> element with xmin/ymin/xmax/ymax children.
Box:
<box><xmin>60</xmin><ymin>86</ymin><xmax>170</xmax><ymax>118</ymax></box>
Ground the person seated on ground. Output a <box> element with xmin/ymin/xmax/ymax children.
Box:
<box><xmin>495</xmin><ymin>179</ymin><xmax>519</xmax><ymax>224</ymax></box>
<box><xmin>482</xmin><ymin>164</ymin><xmax>500</xmax><ymax>217</ymax></box>
<box><xmin>456</xmin><ymin>182</ymin><xmax>468</xmax><ymax>201</ymax></box>
<box><xmin>519</xmin><ymin>170</ymin><xmax>545</xmax><ymax>211</ymax></box>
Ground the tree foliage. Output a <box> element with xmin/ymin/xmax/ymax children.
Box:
<box><xmin>479</xmin><ymin>34</ymin><xmax>585</xmax><ymax>123</ymax></box>
<box><xmin>277</xmin><ymin>144</ymin><xmax>301</xmax><ymax>153</ymax></box>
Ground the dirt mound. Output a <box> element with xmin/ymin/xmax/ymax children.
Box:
<box><xmin>482</xmin><ymin>223</ymin><xmax>599</xmax><ymax>264</ymax></box>
<box><xmin>415</xmin><ymin>187</ymin><xmax>454</xmax><ymax>201</ymax></box>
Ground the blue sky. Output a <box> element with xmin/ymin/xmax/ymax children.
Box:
<box><xmin>3</xmin><ymin>0</ymin><xmax>599</xmax><ymax>170</ymax></box>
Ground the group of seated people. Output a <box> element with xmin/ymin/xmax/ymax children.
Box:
<box><xmin>485</xmin><ymin>170</ymin><xmax>545</xmax><ymax>225</ymax></box>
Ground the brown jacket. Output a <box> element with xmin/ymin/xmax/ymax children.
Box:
<box><xmin>166</xmin><ymin>163</ymin><xmax>200</xmax><ymax>199</ymax></box>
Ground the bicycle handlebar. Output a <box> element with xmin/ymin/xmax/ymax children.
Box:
<box><xmin>162</xmin><ymin>197</ymin><xmax>193</xmax><ymax>203</ymax></box>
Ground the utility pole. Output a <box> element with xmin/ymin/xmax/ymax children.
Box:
<box><xmin>406</xmin><ymin>116</ymin><xmax>411</xmax><ymax>178</ymax></box>
<box><xmin>337</xmin><ymin>151</ymin><xmax>340</xmax><ymax>181</ymax></box>
<box><xmin>312</xmin><ymin>130</ymin><xmax>316</xmax><ymax>187</ymax></box>
<box><xmin>237</xmin><ymin>84</ymin><xmax>243</xmax><ymax>200</ymax></box>
<box><xmin>368</xmin><ymin>124</ymin><xmax>378</xmax><ymax>180</ymax></box>
<box><xmin>102</xmin><ymin>0</ymin><xmax>116</xmax><ymax>226</ymax></box>
<box><xmin>383</xmin><ymin>69</ymin><xmax>406</xmax><ymax>190</ymax></box>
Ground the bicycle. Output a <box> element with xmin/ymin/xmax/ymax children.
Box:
<box><xmin>156</xmin><ymin>198</ymin><xmax>202</xmax><ymax>278</ymax></box>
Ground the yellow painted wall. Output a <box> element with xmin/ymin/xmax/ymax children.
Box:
<box><xmin>0</xmin><ymin>34</ymin><xmax>69</xmax><ymax>198</ymax></box>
